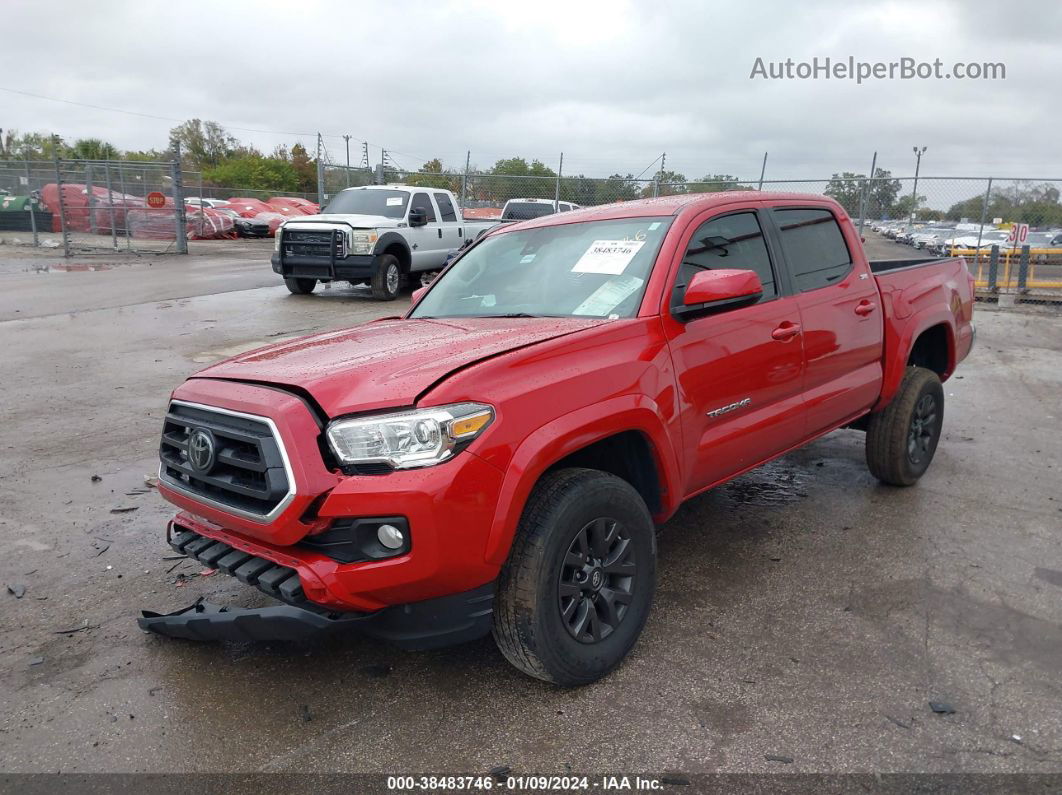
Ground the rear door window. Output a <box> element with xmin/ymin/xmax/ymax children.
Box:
<box><xmin>434</xmin><ymin>192</ymin><xmax>457</xmax><ymax>222</ymax></box>
<box><xmin>773</xmin><ymin>208</ymin><xmax>852</xmax><ymax>291</ymax></box>
<box><xmin>411</xmin><ymin>192</ymin><xmax>437</xmax><ymax>223</ymax></box>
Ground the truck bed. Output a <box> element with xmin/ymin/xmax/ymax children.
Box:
<box><xmin>869</xmin><ymin>257</ymin><xmax>948</xmax><ymax>274</ymax></box>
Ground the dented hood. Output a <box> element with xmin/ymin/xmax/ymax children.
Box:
<box><xmin>192</xmin><ymin>316</ymin><xmax>605</xmax><ymax>416</ymax></box>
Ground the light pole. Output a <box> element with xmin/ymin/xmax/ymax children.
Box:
<box><xmin>909</xmin><ymin>145</ymin><xmax>927</xmax><ymax>227</ymax></box>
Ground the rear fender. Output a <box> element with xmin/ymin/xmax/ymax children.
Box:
<box><xmin>875</xmin><ymin>309</ymin><xmax>955</xmax><ymax>411</ymax></box>
<box><xmin>483</xmin><ymin>395</ymin><xmax>682</xmax><ymax>566</ymax></box>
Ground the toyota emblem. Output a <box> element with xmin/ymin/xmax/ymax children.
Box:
<box><xmin>187</xmin><ymin>428</ymin><xmax>217</xmax><ymax>473</ymax></box>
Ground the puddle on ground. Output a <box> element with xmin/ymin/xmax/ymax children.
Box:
<box><xmin>46</xmin><ymin>263</ymin><xmax>113</xmax><ymax>272</ymax></box>
<box><xmin>720</xmin><ymin>460</ymin><xmax>808</xmax><ymax>507</ymax></box>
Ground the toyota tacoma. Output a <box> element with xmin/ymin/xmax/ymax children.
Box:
<box><xmin>143</xmin><ymin>191</ymin><xmax>975</xmax><ymax>686</ymax></box>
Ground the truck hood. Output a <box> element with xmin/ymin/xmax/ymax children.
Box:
<box><xmin>192</xmin><ymin>316</ymin><xmax>606</xmax><ymax>416</ymax></box>
<box><xmin>283</xmin><ymin>213</ymin><xmax>403</xmax><ymax>229</ymax></box>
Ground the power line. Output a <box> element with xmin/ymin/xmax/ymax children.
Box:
<box><xmin>0</xmin><ymin>85</ymin><xmax>358</xmax><ymax>141</ymax></box>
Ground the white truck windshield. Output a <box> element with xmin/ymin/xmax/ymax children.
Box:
<box><xmin>324</xmin><ymin>189</ymin><xmax>410</xmax><ymax>218</ymax></box>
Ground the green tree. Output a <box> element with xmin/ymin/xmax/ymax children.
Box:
<box><xmin>641</xmin><ymin>170</ymin><xmax>688</xmax><ymax>198</ymax></box>
<box><xmin>825</xmin><ymin>168</ymin><xmax>903</xmax><ymax>219</ymax></box>
<box><xmin>69</xmin><ymin>138</ymin><xmax>120</xmax><ymax>160</ymax></box>
<box><xmin>406</xmin><ymin>158</ymin><xmax>460</xmax><ymax>191</ymax></box>
<box><xmin>688</xmin><ymin>174</ymin><xmax>744</xmax><ymax>193</ymax></box>
<box><xmin>483</xmin><ymin>157</ymin><xmax>557</xmax><ymax>203</ymax></box>
<box><xmin>204</xmin><ymin>155</ymin><xmax>299</xmax><ymax>192</ymax></box>
<box><xmin>169</xmin><ymin>119</ymin><xmax>238</xmax><ymax>169</ymax></box>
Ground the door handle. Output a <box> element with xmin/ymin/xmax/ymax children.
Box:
<box><xmin>771</xmin><ymin>322</ymin><xmax>801</xmax><ymax>341</ymax></box>
<box><xmin>437</xmin><ymin>228</ymin><xmax>443</xmax><ymax>239</ymax></box>
<box><xmin>855</xmin><ymin>300</ymin><xmax>877</xmax><ymax>316</ymax></box>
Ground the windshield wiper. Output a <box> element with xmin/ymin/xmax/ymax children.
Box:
<box><xmin>478</xmin><ymin>313</ymin><xmax>567</xmax><ymax>318</ymax></box>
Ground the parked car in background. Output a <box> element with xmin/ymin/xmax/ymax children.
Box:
<box><xmin>185</xmin><ymin>198</ymin><xmax>232</xmax><ymax>209</ymax></box>
<box><xmin>213</xmin><ymin>207</ymin><xmax>272</xmax><ymax>238</ymax></box>
<box><xmin>501</xmin><ymin>197</ymin><xmax>581</xmax><ymax>220</ymax></box>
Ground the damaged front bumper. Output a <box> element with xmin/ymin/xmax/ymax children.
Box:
<box><xmin>138</xmin><ymin>599</ymin><xmax>370</xmax><ymax>643</ymax></box>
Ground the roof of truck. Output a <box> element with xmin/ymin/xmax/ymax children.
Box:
<box><xmin>501</xmin><ymin>191</ymin><xmax>842</xmax><ymax>232</ymax></box>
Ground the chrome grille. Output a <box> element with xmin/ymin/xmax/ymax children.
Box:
<box><xmin>159</xmin><ymin>401</ymin><xmax>293</xmax><ymax>521</ymax></box>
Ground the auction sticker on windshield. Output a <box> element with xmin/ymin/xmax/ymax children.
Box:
<box><xmin>572</xmin><ymin>240</ymin><xmax>645</xmax><ymax>275</ymax></box>
<box><xmin>386</xmin><ymin>197</ymin><xmax>404</xmax><ymax>206</ymax></box>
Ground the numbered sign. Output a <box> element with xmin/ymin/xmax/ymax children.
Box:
<box><xmin>1007</xmin><ymin>223</ymin><xmax>1029</xmax><ymax>247</ymax></box>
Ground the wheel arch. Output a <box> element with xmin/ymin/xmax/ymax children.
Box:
<box><xmin>374</xmin><ymin>233</ymin><xmax>412</xmax><ymax>272</ymax></box>
<box><xmin>482</xmin><ymin>395</ymin><xmax>682</xmax><ymax>567</ymax></box>
<box><xmin>875</xmin><ymin>314</ymin><xmax>955</xmax><ymax>411</ymax></box>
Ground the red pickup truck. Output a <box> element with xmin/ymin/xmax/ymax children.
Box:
<box><xmin>142</xmin><ymin>192</ymin><xmax>975</xmax><ymax>686</ymax></box>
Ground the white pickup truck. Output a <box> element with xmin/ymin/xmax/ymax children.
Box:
<box><xmin>272</xmin><ymin>185</ymin><xmax>499</xmax><ymax>300</ymax></box>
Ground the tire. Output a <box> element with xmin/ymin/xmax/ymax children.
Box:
<box><xmin>866</xmin><ymin>366</ymin><xmax>944</xmax><ymax>486</ymax></box>
<box><xmin>492</xmin><ymin>468</ymin><xmax>656</xmax><ymax>686</ymax></box>
<box><xmin>284</xmin><ymin>277</ymin><xmax>317</xmax><ymax>295</ymax></box>
<box><xmin>371</xmin><ymin>254</ymin><xmax>402</xmax><ymax>301</ymax></box>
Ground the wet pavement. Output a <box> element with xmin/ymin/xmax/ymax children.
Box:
<box><xmin>1</xmin><ymin>241</ymin><xmax>1061</xmax><ymax>775</ymax></box>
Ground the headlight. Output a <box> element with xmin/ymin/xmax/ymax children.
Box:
<box><xmin>349</xmin><ymin>229</ymin><xmax>379</xmax><ymax>255</ymax></box>
<box><xmin>326</xmin><ymin>402</ymin><xmax>494</xmax><ymax>470</ymax></box>
<box><xmin>275</xmin><ymin>224</ymin><xmax>284</xmax><ymax>251</ymax></box>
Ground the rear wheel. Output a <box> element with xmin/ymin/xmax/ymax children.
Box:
<box><xmin>371</xmin><ymin>254</ymin><xmax>402</xmax><ymax>301</ymax></box>
<box><xmin>492</xmin><ymin>468</ymin><xmax>656</xmax><ymax>686</ymax></box>
<box><xmin>284</xmin><ymin>277</ymin><xmax>317</xmax><ymax>295</ymax></box>
<box><xmin>866</xmin><ymin>366</ymin><xmax>944</xmax><ymax>486</ymax></box>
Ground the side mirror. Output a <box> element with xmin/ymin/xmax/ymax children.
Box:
<box><xmin>411</xmin><ymin>285</ymin><xmax>429</xmax><ymax>304</ymax></box>
<box><xmin>679</xmin><ymin>269</ymin><xmax>763</xmax><ymax>316</ymax></box>
<box><xmin>409</xmin><ymin>207</ymin><xmax>427</xmax><ymax>227</ymax></box>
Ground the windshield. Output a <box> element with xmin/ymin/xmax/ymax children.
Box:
<box><xmin>324</xmin><ymin>189</ymin><xmax>409</xmax><ymax>218</ymax></box>
<box><xmin>502</xmin><ymin>202</ymin><xmax>557</xmax><ymax>220</ymax></box>
<box><xmin>410</xmin><ymin>217</ymin><xmax>673</xmax><ymax>319</ymax></box>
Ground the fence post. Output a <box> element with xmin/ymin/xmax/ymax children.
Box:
<box><xmin>171</xmin><ymin>141</ymin><xmax>188</xmax><ymax>254</ymax></box>
<box><xmin>554</xmin><ymin>152</ymin><xmax>563</xmax><ymax>210</ymax></box>
<box><xmin>86</xmin><ymin>163</ymin><xmax>97</xmax><ymax>235</ymax></box>
<box><xmin>858</xmin><ymin>151</ymin><xmax>876</xmax><ymax>234</ymax></box>
<box><xmin>117</xmin><ymin>162</ymin><xmax>131</xmax><ymax>251</ymax></box>
<box><xmin>987</xmin><ymin>245</ymin><xmax>999</xmax><ymax>292</ymax></box>
<box><xmin>104</xmin><ymin>162</ymin><xmax>118</xmax><ymax>251</ymax></box>
<box><xmin>1017</xmin><ymin>245</ymin><xmax>1030</xmax><ymax>293</ymax></box>
<box><xmin>461</xmin><ymin>150</ymin><xmax>470</xmax><ymax>205</ymax></box>
<box><xmin>24</xmin><ymin>156</ymin><xmax>38</xmax><ymax>247</ymax></box>
<box><xmin>52</xmin><ymin>143</ymin><xmax>70</xmax><ymax>258</ymax></box>
<box><xmin>974</xmin><ymin>178</ymin><xmax>993</xmax><ymax>251</ymax></box>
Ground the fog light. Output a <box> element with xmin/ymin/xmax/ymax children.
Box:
<box><xmin>377</xmin><ymin>524</ymin><xmax>405</xmax><ymax>550</ymax></box>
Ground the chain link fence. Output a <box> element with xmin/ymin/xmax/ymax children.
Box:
<box><xmin>5</xmin><ymin>152</ymin><xmax>1062</xmax><ymax>306</ymax></box>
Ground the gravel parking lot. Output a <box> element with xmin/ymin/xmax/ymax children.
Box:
<box><xmin>1</xmin><ymin>238</ymin><xmax>1060</xmax><ymax>777</ymax></box>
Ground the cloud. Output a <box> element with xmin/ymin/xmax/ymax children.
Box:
<box><xmin>2</xmin><ymin>0</ymin><xmax>1058</xmax><ymax>179</ymax></box>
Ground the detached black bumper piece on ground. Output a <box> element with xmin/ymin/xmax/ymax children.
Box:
<box><xmin>138</xmin><ymin>525</ymin><xmax>495</xmax><ymax>648</ymax></box>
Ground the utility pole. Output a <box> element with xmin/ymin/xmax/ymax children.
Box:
<box><xmin>757</xmin><ymin>151</ymin><xmax>768</xmax><ymax>191</ymax></box>
<box><xmin>653</xmin><ymin>152</ymin><xmax>666</xmax><ymax>198</ymax></box>
<box><xmin>315</xmin><ymin>132</ymin><xmax>325</xmax><ymax>206</ymax></box>
<box><xmin>343</xmin><ymin>134</ymin><xmax>352</xmax><ymax>188</ymax></box>
<box><xmin>909</xmin><ymin>145</ymin><xmax>927</xmax><ymax>228</ymax></box>
<box><xmin>858</xmin><ymin>151</ymin><xmax>877</xmax><ymax>234</ymax></box>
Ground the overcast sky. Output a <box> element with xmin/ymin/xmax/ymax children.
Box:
<box><xmin>3</xmin><ymin>0</ymin><xmax>1059</xmax><ymax>182</ymax></box>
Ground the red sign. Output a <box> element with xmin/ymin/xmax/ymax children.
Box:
<box><xmin>146</xmin><ymin>191</ymin><xmax>167</xmax><ymax>209</ymax></box>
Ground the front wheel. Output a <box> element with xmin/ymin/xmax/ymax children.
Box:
<box><xmin>492</xmin><ymin>468</ymin><xmax>656</xmax><ymax>686</ymax></box>
<box><xmin>866</xmin><ymin>366</ymin><xmax>944</xmax><ymax>486</ymax></box>
<box><xmin>371</xmin><ymin>254</ymin><xmax>402</xmax><ymax>301</ymax></box>
<box><xmin>284</xmin><ymin>277</ymin><xmax>317</xmax><ymax>295</ymax></box>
